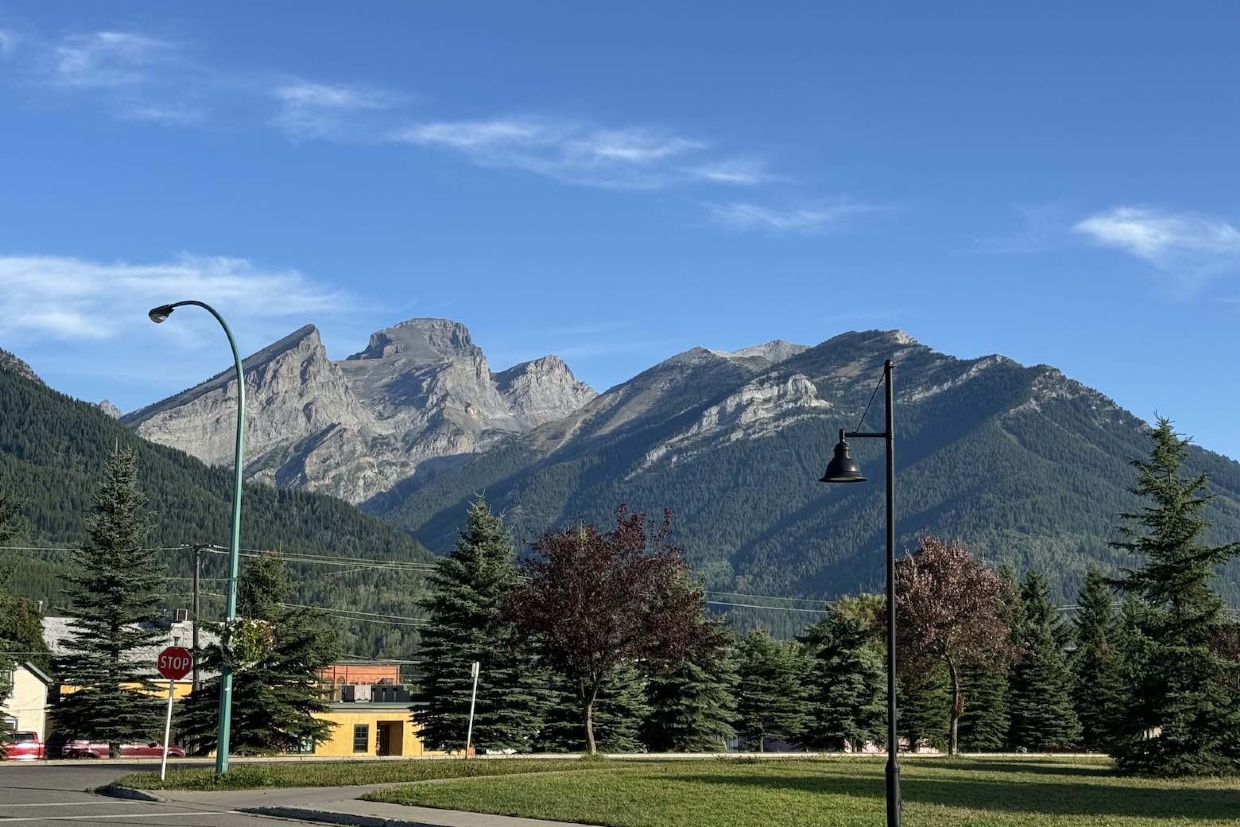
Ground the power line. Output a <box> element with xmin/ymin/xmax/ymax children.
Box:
<box><xmin>706</xmin><ymin>599</ymin><xmax>826</xmax><ymax>614</ymax></box>
<box><xmin>705</xmin><ymin>590</ymin><xmax>828</xmax><ymax>605</ymax></box>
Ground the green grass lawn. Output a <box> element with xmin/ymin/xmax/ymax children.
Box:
<box><xmin>114</xmin><ymin>757</ymin><xmax>593</xmax><ymax>791</ymax></box>
<box><xmin>365</xmin><ymin>756</ymin><xmax>1240</xmax><ymax>827</ymax></box>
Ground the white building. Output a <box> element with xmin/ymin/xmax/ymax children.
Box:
<box><xmin>2</xmin><ymin>662</ymin><xmax>52</xmax><ymax>738</ymax></box>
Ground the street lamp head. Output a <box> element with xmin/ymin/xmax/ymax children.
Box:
<box><xmin>819</xmin><ymin>432</ymin><xmax>866</xmax><ymax>483</ymax></box>
<box><xmin>148</xmin><ymin>304</ymin><xmax>175</xmax><ymax>324</ymax></box>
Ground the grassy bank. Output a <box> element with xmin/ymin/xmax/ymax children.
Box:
<box><xmin>115</xmin><ymin>757</ymin><xmax>594</xmax><ymax>791</ymax></box>
<box><xmin>366</xmin><ymin>756</ymin><xmax>1240</xmax><ymax>827</ymax></box>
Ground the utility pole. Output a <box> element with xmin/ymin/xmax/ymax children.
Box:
<box><xmin>192</xmin><ymin>544</ymin><xmax>203</xmax><ymax>694</ymax></box>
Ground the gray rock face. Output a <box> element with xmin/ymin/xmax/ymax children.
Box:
<box><xmin>0</xmin><ymin>348</ymin><xmax>42</xmax><ymax>385</ymax></box>
<box><xmin>97</xmin><ymin>400</ymin><xmax>123</xmax><ymax>419</ymax></box>
<box><xmin>124</xmin><ymin>319</ymin><xmax>596</xmax><ymax>504</ymax></box>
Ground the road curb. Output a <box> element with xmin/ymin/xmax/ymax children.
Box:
<box><xmin>241</xmin><ymin>806</ymin><xmax>439</xmax><ymax>827</ymax></box>
<box><xmin>95</xmin><ymin>783</ymin><xmax>166</xmax><ymax>802</ymax></box>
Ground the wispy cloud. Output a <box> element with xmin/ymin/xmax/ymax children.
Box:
<box><xmin>1074</xmin><ymin>206</ymin><xmax>1240</xmax><ymax>291</ymax></box>
<box><xmin>392</xmin><ymin>116</ymin><xmax>771</xmax><ymax>190</ymax></box>
<box><xmin>705</xmin><ymin>200</ymin><xmax>874</xmax><ymax>234</ymax></box>
<box><xmin>0</xmin><ymin>254</ymin><xmax>349</xmax><ymax>342</ymax></box>
<box><xmin>0</xmin><ymin>29</ymin><xmax>18</xmax><ymax>58</ymax></box>
<box><xmin>269</xmin><ymin>79</ymin><xmax>403</xmax><ymax>140</ymax></box>
<box><xmin>50</xmin><ymin>30</ymin><xmax>176</xmax><ymax>90</ymax></box>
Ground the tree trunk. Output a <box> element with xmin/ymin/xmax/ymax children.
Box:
<box><xmin>947</xmin><ymin>656</ymin><xmax>962</xmax><ymax>757</ymax></box>
<box><xmin>583</xmin><ymin>682</ymin><xmax>599</xmax><ymax>755</ymax></box>
<box><xmin>758</xmin><ymin>734</ymin><xmax>765</xmax><ymax>753</ymax></box>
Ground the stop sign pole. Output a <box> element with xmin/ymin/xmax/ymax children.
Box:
<box><xmin>157</xmin><ymin>646</ymin><xmax>193</xmax><ymax>780</ymax></box>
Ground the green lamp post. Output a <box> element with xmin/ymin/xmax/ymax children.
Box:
<box><xmin>149</xmin><ymin>300</ymin><xmax>245</xmax><ymax>774</ymax></box>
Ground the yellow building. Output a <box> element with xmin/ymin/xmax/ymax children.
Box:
<box><xmin>312</xmin><ymin>703</ymin><xmax>433</xmax><ymax>758</ymax></box>
<box><xmin>2</xmin><ymin>663</ymin><xmax>52</xmax><ymax>738</ymax></box>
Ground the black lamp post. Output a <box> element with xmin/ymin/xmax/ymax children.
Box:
<box><xmin>819</xmin><ymin>358</ymin><xmax>900</xmax><ymax>827</ymax></box>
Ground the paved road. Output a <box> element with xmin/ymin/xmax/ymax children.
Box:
<box><xmin>0</xmin><ymin>764</ymin><xmax>290</xmax><ymax>827</ymax></box>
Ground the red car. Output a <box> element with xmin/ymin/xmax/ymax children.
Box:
<box><xmin>1</xmin><ymin>731</ymin><xmax>45</xmax><ymax>761</ymax></box>
<box><xmin>63</xmin><ymin>740</ymin><xmax>186</xmax><ymax>759</ymax></box>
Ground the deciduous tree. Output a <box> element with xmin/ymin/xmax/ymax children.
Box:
<box><xmin>895</xmin><ymin>536</ymin><xmax>1012</xmax><ymax>755</ymax></box>
<box><xmin>180</xmin><ymin>552</ymin><xmax>341</xmax><ymax>755</ymax></box>
<box><xmin>510</xmin><ymin>506</ymin><xmax>699</xmax><ymax>754</ymax></box>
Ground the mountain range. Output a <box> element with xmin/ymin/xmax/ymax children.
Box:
<box><xmin>122</xmin><ymin>319</ymin><xmax>595</xmax><ymax>505</ymax></box>
<box><xmin>118</xmin><ymin>320</ymin><xmax>1240</xmax><ymax>614</ymax></box>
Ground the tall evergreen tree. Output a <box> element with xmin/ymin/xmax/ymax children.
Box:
<box><xmin>414</xmin><ymin>499</ymin><xmax>546</xmax><ymax>752</ymax></box>
<box><xmin>957</xmin><ymin>661</ymin><xmax>1010</xmax><ymax>752</ymax></box>
<box><xmin>643</xmin><ymin>611</ymin><xmax>738</xmax><ymax>752</ymax></box>
<box><xmin>1111</xmin><ymin>419</ymin><xmax>1240</xmax><ymax>775</ymax></box>
<box><xmin>54</xmin><ymin>448</ymin><xmax>164</xmax><ymax>756</ymax></box>
<box><xmin>0</xmin><ymin>483</ymin><xmax>28</xmax><ymax>751</ymax></box>
<box><xmin>537</xmin><ymin>663</ymin><xmax>650</xmax><ymax>753</ymax></box>
<box><xmin>735</xmin><ymin>629</ymin><xmax>809</xmax><ymax>751</ymax></box>
<box><xmin>180</xmin><ymin>552</ymin><xmax>341</xmax><ymax>754</ymax></box>
<box><xmin>800</xmin><ymin>604</ymin><xmax>885</xmax><ymax>751</ymax></box>
<box><xmin>1071</xmin><ymin>568</ymin><xmax>1126</xmax><ymax>752</ymax></box>
<box><xmin>898</xmin><ymin>662</ymin><xmax>950</xmax><ymax>751</ymax></box>
<box><xmin>1008</xmin><ymin>570</ymin><xmax>1081</xmax><ymax>751</ymax></box>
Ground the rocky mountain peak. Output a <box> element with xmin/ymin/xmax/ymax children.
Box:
<box><xmin>348</xmin><ymin>318</ymin><xmax>479</xmax><ymax>364</ymax></box>
<box><xmin>97</xmin><ymin>400</ymin><xmax>123</xmax><ymax>419</ymax></box>
<box><xmin>126</xmin><ymin>317</ymin><xmax>596</xmax><ymax>503</ymax></box>
<box><xmin>728</xmin><ymin>339</ymin><xmax>810</xmax><ymax>365</ymax></box>
<box><xmin>0</xmin><ymin>348</ymin><xmax>42</xmax><ymax>385</ymax></box>
<box><xmin>495</xmin><ymin>355</ymin><xmax>597</xmax><ymax>429</ymax></box>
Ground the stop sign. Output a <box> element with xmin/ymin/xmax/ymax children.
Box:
<box><xmin>157</xmin><ymin>646</ymin><xmax>193</xmax><ymax>681</ymax></box>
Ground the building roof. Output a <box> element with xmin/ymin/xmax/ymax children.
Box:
<box><xmin>20</xmin><ymin>662</ymin><xmax>52</xmax><ymax>685</ymax></box>
<box><xmin>42</xmin><ymin>616</ymin><xmax>219</xmax><ymax>679</ymax></box>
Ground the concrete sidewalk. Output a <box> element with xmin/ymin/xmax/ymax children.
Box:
<box><xmin>155</xmin><ymin>783</ymin><xmax>596</xmax><ymax>827</ymax></box>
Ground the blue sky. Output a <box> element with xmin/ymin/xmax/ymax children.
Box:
<box><xmin>2</xmin><ymin>3</ymin><xmax>1238</xmax><ymax>458</ymax></box>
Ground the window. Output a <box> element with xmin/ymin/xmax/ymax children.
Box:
<box><xmin>352</xmin><ymin>724</ymin><xmax>369</xmax><ymax>753</ymax></box>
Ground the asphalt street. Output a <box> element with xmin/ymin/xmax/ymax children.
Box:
<box><xmin>0</xmin><ymin>764</ymin><xmax>290</xmax><ymax>827</ymax></box>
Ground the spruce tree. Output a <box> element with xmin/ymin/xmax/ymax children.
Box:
<box><xmin>414</xmin><ymin>499</ymin><xmax>546</xmax><ymax>752</ymax></box>
<box><xmin>54</xmin><ymin>448</ymin><xmax>164</xmax><ymax>756</ymax></box>
<box><xmin>957</xmin><ymin>661</ymin><xmax>1009</xmax><ymax>752</ymax></box>
<box><xmin>898</xmin><ymin>662</ymin><xmax>949</xmax><ymax>751</ymax></box>
<box><xmin>1071</xmin><ymin>568</ymin><xmax>1126</xmax><ymax>752</ymax></box>
<box><xmin>180</xmin><ymin>552</ymin><xmax>341</xmax><ymax>754</ymax></box>
<box><xmin>537</xmin><ymin>663</ymin><xmax>650</xmax><ymax>753</ymax></box>
<box><xmin>800</xmin><ymin>605</ymin><xmax>885</xmax><ymax>751</ymax></box>
<box><xmin>643</xmin><ymin>611</ymin><xmax>738</xmax><ymax>752</ymax></box>
<box><xmin>1111</xmin><ymin>419</ymin><xmax>1240</xmax><ymax>775</ymax></box>
<box><xmin>735</xmin><ymin>629</ymin><xmax>809</xmax><ymax>751</ymax></box>
<box><xmin>1008</xmin><ymin>570</ymin><xmax>1081</xmax><ymax>751</ymax></box>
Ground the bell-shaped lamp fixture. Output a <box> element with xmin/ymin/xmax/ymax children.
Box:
<box><xmin>148</xmin><ymin>304</ymin><xmax>176</xmax><ymax>324</ymax></box>
<box><xmin>820</xmin><ymin>433</ymin><xmax>866</xmax><ymax>483</ymax></box>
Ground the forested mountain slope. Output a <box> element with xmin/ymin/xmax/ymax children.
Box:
<box><xmin>381</xmin><ymin>330</ymin><xmax>1240</xmax><ymax>614</ymax></box>
<box><xmin>0</xmin><ymin>358</ymin><xmax>436</xmax><ymax>658</ymax></box>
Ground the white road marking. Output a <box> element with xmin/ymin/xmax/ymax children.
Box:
<box><xmin>4</xmin><ymin>802</ymin><xmax>134</xmax><ymax>808</ymax></box>
<box><xmin>0</xmin><ymin>811</ymin><xmax>237</xmax><ymax>822</ymax></box>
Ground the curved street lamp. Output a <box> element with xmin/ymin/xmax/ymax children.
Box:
<box><xmin>819</xmin><ymin>358</ymin><xmax>899</xmax><ymax>827</ymax></box>
<box><xmin>149</xmin><ymin>300</ymin><xmax>245</xmax><ymax>775</ymax></box>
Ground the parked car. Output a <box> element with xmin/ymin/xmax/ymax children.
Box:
<box><xmin>62</xmin><ymin>740</ymin><xmax>186</xmax><ymax>759</ymax></box>
<box><xmin>1</xmin><ymin>731</ymin><xmax>45</xmax><ymax>761</ymax></box>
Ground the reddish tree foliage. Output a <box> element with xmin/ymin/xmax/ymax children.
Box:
<box><xmin>896</xmin><ymin>535</ymin><xmax>1012</xmax><ymax>755</ymax></box>
<box><xmin>508</xmin><ymin>505</ymin><xmax>701</xmax><ymax>753</ymax></box>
